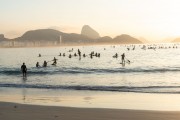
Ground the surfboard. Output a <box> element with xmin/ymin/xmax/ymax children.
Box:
<box><xmin>51</xmin><ymin>63</ymin><xmax>56</xmax><ymax>66</ymax></box>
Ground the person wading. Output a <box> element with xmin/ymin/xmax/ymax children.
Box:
<box><xmin>21</xmin><ymin>62</ymin><xmax>27</xmax><ymax>77</ymax></box>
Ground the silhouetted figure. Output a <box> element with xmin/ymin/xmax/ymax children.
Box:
<box><xmin>69</xmin><ymin>54</ymin><xmax>72</xmax><ymax>58</ymax></box>
<box><xmin>36</xmin><ymin>62</ymin><xmax>40</xmax><ymax>67</ymax></box>
<box><xmin>74</xmin><ymin>53</ymin><xmax>77</xmax><ymax>57</ymax></box>
<box><xmin>97</xmin><ymin>53</ymin><xmax>100</xmax><ymax>58</ymax></box>
<box><xmin>59</xmin><ymin>53</ymin><xmax>61</xmax><ymax>56</ymax></box>
<box><xmin>132</xmin><ymin>46</ymin><xmax>135</xmax><ymax>50</ymax></box>
<box><xmin>21</xmin><ymin>63</ymin><xmax>27</xmax><ymax>77</ymax></box>
<box><xmin>68</xmin><ymin>48</ymin><xmax>74</xmax><ymax>52</ymax></box>
<box><xmin>63</xmin><ymin>53</ymin><xmax>65</xmax><ymax>57</ymax></box>
<box><xmin>43</xmin><ymin>61</ymin><xmax>47</xmax><ymax>67</ymax></box>
<box><xmin>38</xmin><ymin>54</ymin><xmax>41</xmax><ymax>57</ymax></box>
<box><xmin>121</xmin><ymin>53</ymin><xmax>125</xmax><ymax>64</ymax></box>
<box><xmin>91</xmin><ymin>51</ymin><xmax>94</xmax><ymax>56</ymax></box>
<box><xmin>90</xmin><ymin>52</ymin><xmax>93</xmax><ymax>59</ymax></box>
<box><xmin>83</xmin><ymin>54</ymin><xmax>86</xmax><ymax>57</ymax></box>
<box><xmin>52</xmin><ymin>57</ymin><xmax>57</xmax><ymax>65</ymax></box>
<box><xmin>78</xmin><ymin>49</ymin><xmax>81</xmax><ymax>57</ymax></box>
<box><xmin>113</xmin><ymin>53</ymin><xmax>118</xmax><ymax>58</ymax></box>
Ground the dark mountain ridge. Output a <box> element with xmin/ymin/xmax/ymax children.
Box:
<box><xmin>81</xmin><ymin>25</ymin><xmax>100</xmax><ymax>39</ymax></box>
<box><xmin>2</xmin><ymin>25</ymin><xmax>143</xmax><ymax>47</ymax></box>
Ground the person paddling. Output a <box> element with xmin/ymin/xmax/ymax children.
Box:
<box><xmin>52</xmin><ymin>57</ymin><xmax>58</xmax><ymax>65</ymax></box>
<box><xmin>78</xmin><ymin>49</ymin><xmax>81</xmax><ymax>57</ymax></box>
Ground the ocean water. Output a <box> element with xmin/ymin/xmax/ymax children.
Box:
<box><xmin>0</xmin><ymin>44</ymin><xmax>180</xmax><ymax>94</ymax></box>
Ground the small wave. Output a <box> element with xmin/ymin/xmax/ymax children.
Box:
<box><xmin>0</xmin><ymin>67</ymin><xmax>180</xmax><ymax>76</ymax></box>
<box><xmin>1</xmin><ymin>83</ymin><xmax>180</xmax><ymax>94</ymax></box>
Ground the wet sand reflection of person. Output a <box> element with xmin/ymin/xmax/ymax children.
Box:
<box><xmin>22</xmin><ymin>77</ymin><xmax>27</xmax><ymax>102</ymax></box>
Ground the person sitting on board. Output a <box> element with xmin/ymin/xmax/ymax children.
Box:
<box><xmin>52</xmin><ymin>57</ymin><xmax>58</xmax><ymax>65</ymax></box>
<box><xmin>113</xmin><ymin>53</ymin><xmax>118</xmax><ymax>58</ymax></box>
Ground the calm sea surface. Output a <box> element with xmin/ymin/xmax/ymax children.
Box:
<box><xmin>0</xmin><ymin>44</ymin><xmax>180</xmax><ymax>94</ymax></box>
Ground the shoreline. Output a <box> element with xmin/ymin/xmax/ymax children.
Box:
<box><xmin>0</xmin><ymin>43</ymin><xmax>127</xmax><ymax>49</ymax></box>
<box><xmin>0</xmin><ymin>43</ymin><xmax>154</xmax><ymax>49</ymax></box>
<box><xmin>1</xmin><ymin>88</ymin><xmax>180</xmax><ymax>111</ymax></box>
<box><xmin>0</xmin><ymin>42</ymin><xmax>179</xmax><ymax>49</ymax></box>
<box><xmin>1</xmin><ymin>101</ymin><xmax>180</xmax><ymax>120</ymax></box>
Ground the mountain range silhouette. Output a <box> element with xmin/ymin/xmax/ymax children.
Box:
<box><xmin>0</xmin><ymin>25</ymin><xmax>144</xmax><ymax>45</ymax></box>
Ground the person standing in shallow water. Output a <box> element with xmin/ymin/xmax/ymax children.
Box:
<box><xmin>78</xmin><ymin>49</ymin><xmax>81</xmax><ymax>57</ymax></box>
<box><xmin>21</xmin><ymin>63</ymin><xmax>27</xmax><ymax>77</ymax></box>
<box><xmin>36</xmin><ymin>62</ymin><xmax>40</xmax><ymax>67</ymax></box>
<box><xmin>121</xmin><ymin>53</ymin><xmax>125</xmax><ymax>64</ymax></box>
<box><xmin>43</xmin><ymin>61</ymin><xmax>47</xmax><ymax>67</ymax></box>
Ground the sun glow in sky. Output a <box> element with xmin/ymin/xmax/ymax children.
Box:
<box><xmin>1</xmin><ymin>0</ymin><xmax>180</xmax><ymax>41</ymax></box>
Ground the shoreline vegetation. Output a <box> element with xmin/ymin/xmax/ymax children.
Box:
<box><xmin>1</xmin><ymin>101</ymin><xmax>180</xmax><ymax>120</ymax></box>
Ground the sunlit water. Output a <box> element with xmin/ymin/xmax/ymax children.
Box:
<box><xmin>1</xmin><ymin>44</ymin><xmax>180</xmax><ymax>110</ymax></box>
<box><xmin>1</xmin><ymin>44</ymin><xmax>180</xmax><ymax>93</ymax></box>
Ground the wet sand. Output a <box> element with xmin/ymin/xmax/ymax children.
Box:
<box><xmin>1</xmin><ymin>102</ymin><xmax>180</xmax><ymax>120</ymax></box>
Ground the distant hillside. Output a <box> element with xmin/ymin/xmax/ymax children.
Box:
<box><xmin>12</xmin><ymin>29</ymin><xmax>142</xmax><ymax>44</ymax></box>
<box><xmin>14</xmin><ymin>29</ymin><xmax>93</xmax><ymax>44</ymax></box>
<box><xmin>113</xmin><ymin>34</ymin><xmax>142</xmax><ymax>44</ymax></box>
<box><xmin>139</xmin><ymin>37</ymin><xmax>149</xmax><ymax>43</ymax></box>
<box><xmin>61</xmin><ymin>33</ymin><xmax>93</xmax><ymax>43</ymax></box>
<box><xmin>2</xmin><ymin>25</ymin><xmax>143</xmax><ymax>46</ymax></box>
<box><xmin>172</xmin><ymin>38</ymin><xmax>180</xmax><ymax>43</ymax></box>
<box><xmin>0</xmin><ymin>34</ymin><xmax>9</xmax><ymax>41</ymax></box>
<box><xmin>15</xmin><ymin>29</ymin><xmax>62</xmax><ymax>41</ymax></box>
<box><xmin>81</xmin><ymin>25</ymin><xmax>100</xmax><ymax>39</ymax></box>
<box><xmin>94</xmin><ymin>34</ymin><xmax>141</xmax><ymax>44</ymax></box>
<box><xmin>95</xmin><ymin>36</ymin><xmax>113</xmax><ymax>43</ymax></box>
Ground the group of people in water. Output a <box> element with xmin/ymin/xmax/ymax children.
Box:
<box><xmin>21</xmin><ymin>57</ymin><xmax>58</xmax><ymax>77</ymax></box>
<box><xmin>58</xmin><ymin>49</ymin><xmax>101</xmax><ymax>59</ymax></box>
<box><xmin>36</xmin><ymin>57</ymin><xmax>57</xmax><ymax>68</ymax></box>
<box><xmin>21</xmin><ymin>47</ymin><xmax>134</xmax><ymax>77</ymax></box>
<box><xmin>20</xmin><ymin>43</ymin><xmax>180</xmax><ymax>77</ymax></box>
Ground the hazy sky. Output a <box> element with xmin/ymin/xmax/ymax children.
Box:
<box><xmin>1</xmin><ymin>0</ymin><xmax>180</xmax><ymax>41</ymax></box>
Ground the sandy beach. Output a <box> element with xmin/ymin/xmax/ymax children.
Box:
<box><xmin>1</xmin><ymin>102</ymin><xmax>180</xmax><ymax>120</ymax></box>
